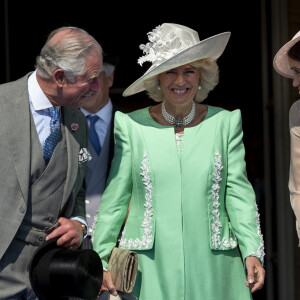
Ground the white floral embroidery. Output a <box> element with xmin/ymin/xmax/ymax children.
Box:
<box><xmin>248</xmin><ymin>204</ymin><xmax>265</xmax><ymax>265</ymax></box>
<box><xmin>175</xmin><ymin>133</ymin><xmax>184</xmax><ymax>153</ymax></box>
<box><xmin>211</xmin><ymin>152</ymin><xmax>237</xmax><ymax>249</ymax></box>
<box><xmin>90</xmin><ymin>210</ymin><xmax>99</xmax><ymax>243</ymax></box>
<box><xmin>137</xmin><ymin>25</ymin><xmax>194</xmax><ymax>67</ymax></box>
<box><xmin>119</xmin><ymin>152</ymin><xmax>154</xmax><ymax>249</ymax></box>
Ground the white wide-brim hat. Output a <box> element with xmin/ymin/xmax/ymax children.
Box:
<box><xmin>123</xmin><ymin>23</ymin><xmax>231</xmax><ymax>96</ymax></box>
<box><xmin>273</xmin><ymin>31</ymin><xmax>300</xmax><ymax>78</ymax></box>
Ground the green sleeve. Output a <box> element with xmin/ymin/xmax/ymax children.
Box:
<box><xmin>93</xmin><ymin>111</ymin><xmax>133</xmax><ymax>270</ymax></box>
<box><xmin>225</xmin><ymin>109</ymin><xmax>265</xmax><ymax>265</ymax></box>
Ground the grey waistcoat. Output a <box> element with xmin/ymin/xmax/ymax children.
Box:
<box><xmin>14</xmin><ymin>113</ymin><xmax>67</xmax><ymax>246</ymax></box>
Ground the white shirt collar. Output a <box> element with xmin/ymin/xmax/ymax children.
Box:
<box><xmin>28</xmin><ymin>70</ymin><xmax>58</xmax><ymax>111</ymax></box>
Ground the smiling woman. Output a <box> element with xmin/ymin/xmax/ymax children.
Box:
<box><xmin>156</xmin><ymin>64</ymin><xmax>200</xmax><ymax>127</ymax></box>
<box><xmin>92</xmin><ymin>23</ymin><xmax>265</xmax><ymax>300</ymax></box>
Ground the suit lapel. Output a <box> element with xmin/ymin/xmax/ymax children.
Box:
<box><xmin>2</xmin><ymin>75</ymin><xmax>31</xmax><ymax>205</ymax></box>
<box><xmin>61</xmin><ymin>107</ymin><xmax>81</xmax><ymax>206</ymax></box>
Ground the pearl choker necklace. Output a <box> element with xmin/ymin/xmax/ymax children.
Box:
<box><xmin>161</xmin><ymin>101</ymin><xmax>196</xmax><ymax>127</ymax></box>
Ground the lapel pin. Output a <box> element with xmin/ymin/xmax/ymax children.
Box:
<box><xmin>70</xmin><ymin>123</ymin><xmax>79</xmax><ymax>132</ymax></box>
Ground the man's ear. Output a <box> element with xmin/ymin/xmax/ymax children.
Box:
<box><xmin>107</xmin><ymin>72</ymin><xmax>114</xmax><ymax>88</ymax></box>
<box><xmin>54</xmin><ymin>69</ymin><xmax>65</xmax><ymax>86</ymax></box>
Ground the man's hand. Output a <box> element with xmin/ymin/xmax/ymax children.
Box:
<box><xmin>45</xmin><ymin>217</ymin><xmax>83</xmax><ymax>249</ymax></box>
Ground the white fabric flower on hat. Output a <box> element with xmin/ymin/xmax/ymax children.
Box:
<box><xmin>138</xmin><ymin>25</ymin><xmax>193</xmax><ymax>66</ymax></box>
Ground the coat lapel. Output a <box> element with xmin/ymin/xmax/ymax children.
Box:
<box><xmin>61</xmin><ymin>107</ymin><xmax>81</xmax><ymax>207</ymax></box>
<box><xmin>2</xmin><ymin>75</ymin><xmax>31</xmax><ymax>205</ymax></box>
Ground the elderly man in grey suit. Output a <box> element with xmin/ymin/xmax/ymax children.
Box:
<box><xmin>67</xmin><ymin>57</ymin><xmax>120</xmax><ymax>300</ymax></box>
<box><xmin>0</xmin><ymin>26</ymin><xmax>103</xmax><ymax>299</ymax></box>
<box><xmin>80</xmin><ymin>57</ymin><xmax>119</xmax><ymax>243</ymax></box>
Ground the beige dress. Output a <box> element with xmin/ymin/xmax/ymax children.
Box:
<box><xmin>289</xmin><ymin>99</ymin><xmax>300</xmax><ymax>245</ymax></box>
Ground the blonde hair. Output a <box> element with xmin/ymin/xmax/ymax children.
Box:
<box><xmin>143</xmin><ymin>59</ymin><xmax>219</xmax><ymax>102</ymax></box>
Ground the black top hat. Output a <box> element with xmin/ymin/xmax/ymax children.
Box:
<box><xmin>29</xmin><ymin>238</ymin><xmax>103</xmax><ymax>300</ymax></box>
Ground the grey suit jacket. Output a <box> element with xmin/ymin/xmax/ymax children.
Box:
<box><xmin>0</xmin><ymin>73</ymin><xmax>88</xmax><ymax>260</ymax></box>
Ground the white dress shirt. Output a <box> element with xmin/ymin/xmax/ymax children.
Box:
<box><xmin>28</xmin><ymin>71</ymin><xmax>61</xmax><ymax>147</ymax></box>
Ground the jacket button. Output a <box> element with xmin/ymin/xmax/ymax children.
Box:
<box><xmin>19</xmin><ymin>207</ymin><xmax>25</xmax><ymax>214</ymax></box>
<box><xmin>38</xmin><ymin>236</ymin><xmax>44</xmax><ymax>242</ymax></box>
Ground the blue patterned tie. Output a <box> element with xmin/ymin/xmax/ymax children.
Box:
<box><xmin>43</xmin><ymin>107</ymin><xmax>61</xmax><ymax>164</ymax></box>
<box><xmin>88</xmin><ymin>115</ymin><xmax>101</xmax><ymax>155</ymax></box>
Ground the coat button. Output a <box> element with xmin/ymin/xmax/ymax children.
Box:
<box><xmin>19</xmin><ymin>207</ymin><xmax>25</xmax><ymax>214</ymax></box>
<box><xmin>48</xmin><ymin>217</ymin><xmax>55</xmax><ymax>223</ymax></box>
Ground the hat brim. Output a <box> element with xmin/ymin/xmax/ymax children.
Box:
<box><xmin>123</xmin><ymin>31</ymin><xmax>231</xmax><ymax>97</ymax></box>
<box><xmin>273</xmin><ymin>33</ymin><xmax>300</xmax><ymax>78</ymax></box>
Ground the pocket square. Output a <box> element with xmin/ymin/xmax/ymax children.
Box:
<box><xmin>79</xmin><ymin>148</ymin><xmax>92</xmax><ymax>164</ymax></box>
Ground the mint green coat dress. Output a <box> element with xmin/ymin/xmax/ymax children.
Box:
<box><xmin>93</xmin><ymin>105</ymin><xmax>265</xmax><ymax>300</ymax></box>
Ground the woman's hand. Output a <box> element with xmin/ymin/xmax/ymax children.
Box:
<box><xmin>99</xmin><ymin>270</ymin><xmax>118</xmax><ymax>297</ymax></box>
<box><xmin>245</xmin><ymin>256</ymin><xmax>265</xmax><ymax>293</ymax></box>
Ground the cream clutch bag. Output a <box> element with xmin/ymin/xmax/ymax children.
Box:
<box><xmin>108</xmin><ymin>247</ymin><xmax>138</xmax><ymax>293</ymax></box>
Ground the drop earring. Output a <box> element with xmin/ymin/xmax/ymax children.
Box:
<box><xmin>198</xmin><ymin>80</ymin><xmax>201</xmax><ymax>90</ymax></box>
<box><xmin>157</xmin><ymin>81</ymin><xmax>161</xmax><ymax>90</ymax></box>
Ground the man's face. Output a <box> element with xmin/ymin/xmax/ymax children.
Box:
<box><xmin>57</xmin><ymin>53</ymin><xmax>102</xmax><ymax>108</ymax></box>
<box><xmin>81</xmin><ymin>69</ymin><xmax>114</xmax><ymax>113</ymax></box>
